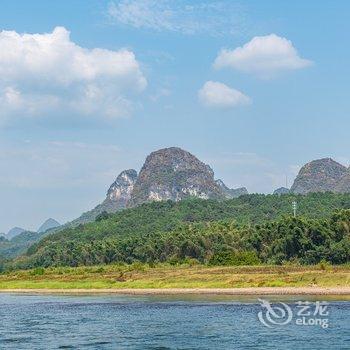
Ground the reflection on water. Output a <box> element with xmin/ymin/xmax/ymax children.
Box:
<box><xmin>0</xmin><ymin>293</ymin><xmax>349</xmax><ymax>349</ymax></box>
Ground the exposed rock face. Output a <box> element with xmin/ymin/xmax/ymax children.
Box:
<box><xmin>97</xmin><ymin>169</ymin><xmax>138</xmax><ymax>214</ymax></box>
<box><xmin>129</xmin><ymin>147</ymin><xmax>224</xmax><ymax>206</ymax></box>
<box><xmin>37</xmin><ymin>218</ymin><xmax>60</xmax><ymax>233</ymax></box>
<box><xmin>71</xmin><ymin>169</ymin><xmax>137</xmax><ymax>225</ymax></box>
<box><xmin>106</xmin><ymin>169</ymin><xmax>138</xmax><ymax>206</ymax></box>
<box><xmin>291</xmin><ymin>158</ymin><xmax>347</xmax><ymax>194</ymax></box>
<box><xmin>334</xmin><ymin>169</ymin><xmax>350</xmax><ymax>193</ymax></box>
<box><xmin>215</xmin><ymin>179</ymin><xmax>248</xmax><ymax>198</ymax></box>
<box><xmin>273</xmin><ymin>187</ymin><xmax>290</xmax><ymax>195</ymax></box>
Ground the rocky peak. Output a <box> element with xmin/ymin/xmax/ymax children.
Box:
<box><xmin>129</xmin><ymin>147</ymin><xmax>224</xmax><ymax>206</ymax></box>
<box><xmin>107</xmin><ymin>169</ymin><xmax>138</xmax><ymax>203</ymax></box>
<box><xmin>215</xmin><ymin>179</ymin><xmax>226</xmax><ymax>188</ymax></box>
<box><xmin>6</xmin><ymin>227</ymin><xmax>25</xmax><ymax>240</ymax></box>
<box><xmin>291</xmin><ymin>158</ymin><xmax>347</xmax><ymax>194</ymax></box>
<box><xmin>215</xmin><ymin>179</ymin><xmax>248</xmax><ymax>198</ymax></box>
<box><xmin>37</xmin><ymin>218</ymin><xmax>60</xmax><ymax>233</ymax></box>
<box><xmin>273</xmin><ymin>187</ymin><xmax>290</xmax><ymax>195</ymax></box>
<box><xmin>70</xmin><ymin>147</ymin><xmax>252</xmax><ymax>225</ymax></box>
<box><xmin>70</xmin><ymin>169</ymin><xmax>138</xmax><ymax>225</ymax></box>
<box><xmin>230</xmin><ymin>187</ymin><xmax>248</xmax><ymax>198</ymax></box>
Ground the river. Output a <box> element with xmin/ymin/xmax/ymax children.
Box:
<box><xmin>0</xmin><ymin>293</ymin><xmax>349</xmax><ymax>349</ymax></box>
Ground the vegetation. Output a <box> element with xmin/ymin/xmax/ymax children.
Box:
<box><xmin>0</xmin><ymin>230</ymin><xmax>44</xmax><ymax>259</ymax></box>
<box><xmin>0</xmin><ymin>264</ymin><xmax>349</xmax><ymax>289</ymax></box>
<box><xmin>2</xmin><ymin>193</ymin><xmax>349</xmax><ymax>270</ymax></box>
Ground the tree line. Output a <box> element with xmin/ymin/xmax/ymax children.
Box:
<box><xmin>6</xmin><ymin>201</ymin><xmax>350</xmax><ymax>270</ymax></box>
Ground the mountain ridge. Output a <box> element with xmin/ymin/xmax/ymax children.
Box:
<box><xmin>37</xmin><ymin>218</ymin><xmax>61</xmax><ymax>233</ymax></box>
<box><xmin>215</xmin><ymin>179</ymin><xmax>248</xmax><ymax>198</ymax></box>
<box><xmin>6</xmin><ymin>227</ymin><xmax>26</xmax><ymax>240</ymax></box>
<box><xmin>290</xmin><ymin>158</ymin><xmax>348</xmax><ymax>194</ymax></box>
<box><xmin>129</xmin><ymin>147</ymin><xmax>225</xmax><ymax>206</ymax></box>
<box><xmin>70</xmin><ymin>147</ymin><xmax>248</xmax><ymax>225</ymax></box>
<box><xmin>66</xmin><ymin>152</ymin><xmax>350</xmax><ymax>227</ymax></box>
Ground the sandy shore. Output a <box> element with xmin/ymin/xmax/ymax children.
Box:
<box><xmin>0</xmin><ymin>287</ymin><xmax>349</xmax><ymax>295</ymax></box>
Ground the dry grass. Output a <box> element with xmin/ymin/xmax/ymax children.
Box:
<box><xmin>0</xmin><ymin>264</ymin><xmax>349</xmax><ymax>290</ymax></box>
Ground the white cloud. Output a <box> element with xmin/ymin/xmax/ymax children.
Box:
<box><xmin>108</xmin><ymin>0</ymin><xmax>248</xmax><ymax>35</ymax></box>
<box><xmin>198</xmin><ymin>81</ymin><xmax>251</xmax><ymax>108</ymax></box>
<box><xmin>214</xmin><ymin>34</ymin><xmax>312</xmax><ymax>78</ymax></box>
<box><xmin>0</xmin><ymin>27</ymin><xmax>147</xmax><ymax>126</ymax></box>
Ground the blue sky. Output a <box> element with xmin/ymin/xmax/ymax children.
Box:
<box><xmin>0</xmin><ymin>0</ymin><xmax>349</xmax><ymax>232</ymax></box>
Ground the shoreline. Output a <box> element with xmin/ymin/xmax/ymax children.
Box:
<box><xmin>1</xmin><ymin>287</ymin><xmax>350</xmax><ymax>295</ymax></box>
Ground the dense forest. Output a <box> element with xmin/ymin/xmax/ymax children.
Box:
<box><xmin>4</xmin><ymin>193</ymin><xmax>350</xmax><ymax>270</ymax></box>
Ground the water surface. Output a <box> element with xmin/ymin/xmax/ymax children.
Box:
<box><xmin>0</xmin><ymin>293</ymin><xmax>349</xmax><ymax>349</ymax></box>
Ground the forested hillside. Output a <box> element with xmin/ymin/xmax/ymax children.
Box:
<box><xmin>7</xmin><ymin>193</ymin><xmax>350</xmax><ymax>269</ymax></box>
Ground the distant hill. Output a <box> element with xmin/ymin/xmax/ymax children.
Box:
<box><xmin>70</xmin><ymin>147</ymin><xmax>246</xmax><ymax>225</ymax></box>
<box><xmin>129</xmin><ymin>147</ymin><xmax>224</xmax><ymax>206</ymax></box>
<box><xmin>0</xmin><ymin>220</ymin><xmax>60</xmax><ymax>259</ymax></box>
<box><xmin>0</xmin><ymin>230</ymin><xmax>42</xmax><ymax>259</ymax></box>
<box><xmin>37</xmin><ymin>218</ymin><xmax>60</xmax><ymax>233</ymax></box>
<box><xmin>215</xmin><ymin>179</ymin><xmax>248</xmax><ymax>198</ymax></box>
<box><xmin>62</xmin><ymin>152</ymin><xmax>350</xmax><ymax>230</ymax></box>
<box><xmin>273</xmin><ymin>187</ymin><xmax>290</xmax><ymax>195</ymax></box>
<box><xmin>6</xmin><ymin>227</ymin><xmax>26</xmax><ymax>240</ymax></box>
<box><xmin>291</xmin><ymin>158</ymin><xmax>347</xmax><ymax>194</ymax></box>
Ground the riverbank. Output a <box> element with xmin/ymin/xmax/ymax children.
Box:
<box><xmin>1</xmin><ymin>287</ymin><xmax>350</xmax><ymax>295</ymax></box>
<box><xmin>0</xmin><ymin>264</ymin><xmax>349</xmax><ymax>291</ymax></box>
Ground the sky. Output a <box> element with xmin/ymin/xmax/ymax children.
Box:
<box><xmin>0</xmin><ymin>0</ymin><xmax>349</xmax><ymax>233</ymax></box>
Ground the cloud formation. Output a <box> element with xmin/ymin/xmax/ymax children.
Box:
<box><xmin>214</xmin><ymin>34</ymin><xmax>312</xmax><ymax>78</ymax></box>
<box><xmin>108</xmin><ymin>0</ymin><xmax>247</xmax><ymax>35</ymax></box>
<box><xmin>198</xmin><ymin>81</ymin><xmax>251</xmax><ymax>108</ymax></box>
<box><xmin>0</xmin><ymin>27</ymin><xmax>147</xmax><ymax>126</ymax></box>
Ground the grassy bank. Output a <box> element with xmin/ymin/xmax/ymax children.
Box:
<box><xmin>0</xmin><ymin>264</ymin><xmax>349</xmax><ymax>290</ymax></box>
